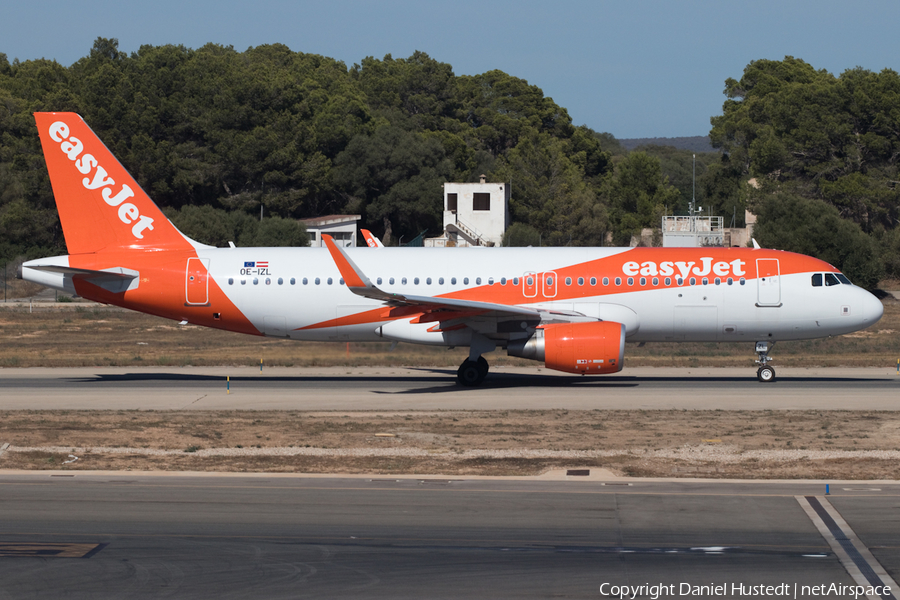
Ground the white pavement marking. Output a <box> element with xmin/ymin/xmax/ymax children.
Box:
<box><xmin>796</xmin><ymin>495</ymin><xmax>898</xmax><ymax>600</ymax></box>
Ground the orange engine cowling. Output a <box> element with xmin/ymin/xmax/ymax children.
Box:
<box><xmin>542</xmin><ymin>321</ymin><xmax>625</xmax><ymax>375</ymax></box>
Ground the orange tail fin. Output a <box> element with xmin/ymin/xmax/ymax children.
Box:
<box><xmin>34</xmin><ymin>112</ymin><xmax>197</xmax><ymax>254</ymax></box>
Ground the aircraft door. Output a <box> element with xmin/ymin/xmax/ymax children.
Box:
<box><xmin>523</xmin><ymin>272</ymin><xmax>537</xmax><ymax>298</ymax></box>
<box><xmin>185</xmin><ymin>258</ymin><xmax>210</xmax><ymax>305</ymax></box>
<box><xmin>756</xmin><ymin>258</ymin><xmax>781</xmax><ymax>307</ymax></box>
<box><xmin>542</xmin><ymin>271</ymin><xmax>558</xmax><ymax>298</ymax></box>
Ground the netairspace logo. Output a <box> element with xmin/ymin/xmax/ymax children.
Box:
<box><xmin>599</xmin><ymin>582</ymin><xmax>891</xmax><ymax>599</ymax></box>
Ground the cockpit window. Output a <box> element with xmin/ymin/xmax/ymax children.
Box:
<box><xmin>824</xmin><ymin>273</ymin><xmax>840</xmax><ymax>287</ymax></box>
<box><xmin>811</xmin><ymin>273</ymin><xmax>822</xmax><ymax>287</ymax></box>
<box><xmin>836</xmin><ymin>273</ymin><xmax>851</xmax><ymax>285</ymax></box>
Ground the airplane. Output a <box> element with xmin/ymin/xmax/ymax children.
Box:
<box><xmin>19</xmin><ymin>112</ymin><xmax>885</xmax><ymax>385</ymax></box>
<box><xmin>360</xmin><ymin>229</ymin><xmax>384</xmax><ymax>248</ymax></box>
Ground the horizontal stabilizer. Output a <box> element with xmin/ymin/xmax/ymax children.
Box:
<box><xmin>21</xmin><ymin>260</ymin><xmax>139</xmax><ymax>294</ymax></box>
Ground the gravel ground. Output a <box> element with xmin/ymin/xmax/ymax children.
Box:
<box><xmin>3</xmin><ymin>409</ymin><xmax>900</xmax><ymax>479</ymax></box>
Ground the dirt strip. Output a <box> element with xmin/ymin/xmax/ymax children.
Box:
<box><xmin>2</xmin><ymin>409</ymin><xmax>900</xmax><ymax>479</ymax></box>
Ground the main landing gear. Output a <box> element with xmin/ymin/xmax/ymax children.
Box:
<box><xmin>755</xmin><ymin>341</ymin><xmax>776</xmax><ymax>383</ymax></box>
<box><xmin>457</xmin><ymin>356</ymin><xmax>489</xmax><ymax>386</ymax></box>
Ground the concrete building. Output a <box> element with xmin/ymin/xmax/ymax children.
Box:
<box><xmin>300</xmin><ymin>215</ymin><xmax>360</xmax><ymax>248</ymax></box>
<box><xmin>656</xmin><ymin>210</ymin><xmax>756</xmax><ymax>248</ymax></box>
<box><xmin>425</xmin><ymin>175</ymin><xmax>510</xmax><ymax>247</ymax></box>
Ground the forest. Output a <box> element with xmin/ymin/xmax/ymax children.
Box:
<box><xmin>1</xmin><ymin>40</ymin><xmax>898</xmax><ymax>288</ymax></box>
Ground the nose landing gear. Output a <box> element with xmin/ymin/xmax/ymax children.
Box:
<box><xmin>755</xmin><ymin>341</ymin><xmax>776</xmax><ymax>382</ymax></box>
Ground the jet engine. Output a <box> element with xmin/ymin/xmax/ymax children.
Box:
<box><xmin>507</xmin><ymin>321</ymin><xmax>625</xmax><ymax>375</ymax></box>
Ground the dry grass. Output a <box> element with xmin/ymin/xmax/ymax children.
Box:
<box><xmin>3</xmin><ymin>409</ymin><xmax>900</xmax><ymax>479</ymax></box>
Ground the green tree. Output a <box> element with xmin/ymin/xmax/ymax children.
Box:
<box><xmin>491</xmin><ymin>129</ymin><xmax>608</xmax><ymax>246</ymax></box>
<box><xmin>605</xmin><ymin>152</ymin><xmax>679</xmax><ymax>245</ymax></box>
<box><xmin>334</xmin><ymin>125</ymin><xmax>454</xmax><ymax>239</ymax></box>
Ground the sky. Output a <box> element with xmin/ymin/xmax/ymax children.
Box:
<box><xmin>3</xmin><ymin>0</ymin><xmax>899</xmax><ymax>139</ymax></box>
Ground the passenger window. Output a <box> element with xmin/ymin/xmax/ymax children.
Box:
<box><xmin>726</xmin><ymin>278</ymin><xmax>733</xmax><ymax>285</ymax></box>
<box><xmin>277</xmin><ymin>278</ymin><xmax>283</xmax><ymax>285</ymax></box>
<box><xmin>253</xmin><ymin>278</ymin><xmax>259</xmax><ymax>285</ymax></box>
<box><xmin>464</xmin><ymin>277</ymin><xmax>469</xmax><ymax>285</ymax></box>
<box><xmin>811</xmin><ymin>273</ymin><xmax>823</xmax><ymax>287</ymax></box>
<box><xmin>664</xmin><ymin>277</ymin><xmax>671</xmax><ymax>286</ymax></box>
<box><xmin>527</xmin><ymin>277</ymin><xmax>534</xmax><ymax>286</ymax></box>
<box><xmin>314</xmin><ymin>277</ymin><xmax>320</xmax><ymax>285</ymax></box>
<box><xmin>615</xmin><ymin>277</ymin><xmax>621</xmax><ymax>286</ymax></box>
<box><xmin>302</xmin><ymin>277</ymin><xmax>308</xmax><ymax>285</ymax></box>
<box><xmin>689</xmin><ymin>278</ymin><xmax>696</xmax><ymax>286</ymax></box>
<box><xmin>565</xmin><ymin>277</ymin><xmax>572</xmax><ymax>286</ymax></box>
<box><xmin>676</xmin><ymin>277</ymin><xmax>683</xmax><ymax>285</ymax></box>
<box><xmin>627</xmin><ymin>277</ymin><xmax>634</xmax><ymax>286</ymax></box>
<box><xmin>339</xmin><ymin>278</ymin><xmax>344</xmax><ymax>285</ymax></box>
<box><xmin>451</xmin><ymin>277</ymin><xmax>456</xmax><ymax>285</ymax></box>
<box><xmin>825</xmin><ymin>273</ymin><xmax>840</xmax><ymax>286</ymax></box>
<box><xmin>739</xmin><ymin>278</ymin><xmax>746</xmax><ymax>285</ymax></box>
<box><xmin>414</xmin><ymin>277</ymin><xmax>419</xmax><ymax>285</ymax></box>
<box><xmin>488</xmin><ymin>277</ymin><xmax>494</xmax><ymax>285</ymax></box>
<box><xmin>290</xmin><ymin>278</ymin><xmax>295</xmax><ymax>285</ymax></box>
<box><xmin>426</xmin><ymin>278</ymin><xmax>431</xmax><ymax>285</ymax></box>
<box><xmin>639</xmin><ymin>277</ymin><xmax>646</xmax><ymax>286</ymax></box>
<box><xmin>701</xmin><ymin>278</ymin><xmax>708</xmax><ymax>285</ymax></box>
<box><xmin>590</xmin><ymin>277</ymin><xmax>597</xmax><ymax>286</ymax></box>
<box><xmin>439</xmin><ymin>277</ymin><xmax>444</xmax><ymax>285</ymax></box>
<box><xmin>652</xmin><ymin>277</ymin><xmax>659</xmax><ymax>286</ymax></box>
<box><xmin>513</xmin><ymin>277</ymin><xmax>519</xmax><ymax>285</ymax></box>
<box><xmin>377</xmin><ymin>277</ymin><xmax>383</xmax><ymax>285</ymax></box>
<box><xmin>476</xmin><ymin>277</ymin><xmax>482</xmax><ymax>285</ymax></box>
<box><xmin>402</xmin><ymin>277</ymin><xmax>407</xmax><ymax>285</ymax></box>
<box><xmin>241</xmin><ymin>279</ymin><xmax>246</xmax><ymax>285</ymax></box>
<box><xmin>578</xmin><ymin>277</ymin><xmax>584</xmax><ymax>286</ymax></box>
<box><xmin>603</xmin><ymin>277</ymin><xmax>609</xmax><ymax>286</ymax></box>
<box><xmin>389</xmin><ymin>277</ymin><xmax>395</xmax><ymax>285</ymax></box>
<box><xmin>546</xmin><ymin>276</ymin><xmax>553</xmax><ymax>286</ymax></box>
<box><xmin>327</xmin><ymin>277</ymin><xmax>333</xmax><ymax>285</ymax></box>
<box><xmin>228</xmin><ymin>278</ymin><xmax>234</xmax><ymax>285</ymax></box>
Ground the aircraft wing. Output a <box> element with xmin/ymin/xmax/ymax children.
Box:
<box><xmin>321</xmin><ymin>234</ymin><xmax>559</xmax><ymax>320</ymax></box>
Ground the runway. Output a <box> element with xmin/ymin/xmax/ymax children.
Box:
<box><xmin>0</xmin><ymin>473</ymin><xmax>897</xmax><ymax>599</ymax></box>
<box><xmin>0</xmin><ymin>366</ymin><xmax>898</xmax><ymax>410</ymax></box>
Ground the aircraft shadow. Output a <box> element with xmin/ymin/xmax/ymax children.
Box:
<box><xmin>60</xmin><ymin>369</ymin><xmax>891</xmax><ymax>395</ymax></box>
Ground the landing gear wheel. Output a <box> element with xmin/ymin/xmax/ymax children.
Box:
<box><xmin>457</xmin><ymin>356</ymin><xmax>489</xmax><ymax>386</ymax></box>
<box><xmin>754</xmin><ymin>341</ymin><xmax>776</xmax><ymax>383</ymax></box>
<box><xmin>757</xmin><ymin>366</ymin><xmax>776</xmax><ymax>383</ymax></box>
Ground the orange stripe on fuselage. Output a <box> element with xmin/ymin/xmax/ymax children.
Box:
<box><xmin>429</xmin><ymin>248</ymin><xmax>836</xmax><ymax>306</ymax></box>
<box><xmin>294</xmin><ymin>248</ymin><xmax>837</xmax><ymax>332</ymax></box>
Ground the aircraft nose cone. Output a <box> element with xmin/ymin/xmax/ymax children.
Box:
<box><xmin>862</xmin><ymin>289</ymin><xmax>884</xmax><ymax>324</ymax></box>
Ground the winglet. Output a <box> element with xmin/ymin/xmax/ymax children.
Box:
<box><xmin>322</xmin><ymin>234</ymin><xmax>396</xmax><ymax>301</ymax></box>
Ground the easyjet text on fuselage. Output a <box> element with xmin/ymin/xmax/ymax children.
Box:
<box><xmin>621</xmin><ymin>258</ymin><xmax>746</xmax><ymax>279</ymax></box>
